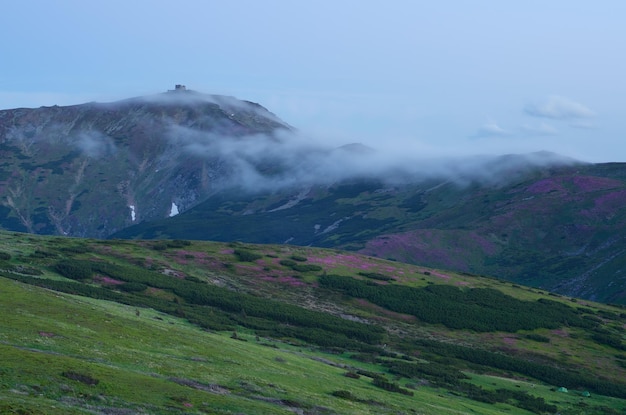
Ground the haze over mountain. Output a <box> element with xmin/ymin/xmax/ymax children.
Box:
<box><xmin>0</xmin><ymin>88</ymin><xmax>577</xmax><ymax>235</ymax></box>
<box><xmin>2</xmin><ymin>91</ymin><xmax>626</xmax><ymax>304</ymax></box>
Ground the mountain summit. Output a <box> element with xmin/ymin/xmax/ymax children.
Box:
<box><xmin>0</xmin><ymin>87</ymin><xmax>291</xmax><ymax>237</ymax></box>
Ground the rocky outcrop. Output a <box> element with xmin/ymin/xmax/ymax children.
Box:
<box><xmin>0</xmin><ymin>89</ymin><xmax>290</xmax><ymax>237</ymax></box>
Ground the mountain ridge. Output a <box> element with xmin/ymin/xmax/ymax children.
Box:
<box><xmin>2</xmin><ymin>91</ymin><xmax>626</xmax><ymax>304</ymax></box>
<box><xmin>0</xmin><ymin>88</ymin><xmax>290</xmax><ymax>237</ymax></box>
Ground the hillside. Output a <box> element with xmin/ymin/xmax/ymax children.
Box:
<box><xmin>114</xmin><ymin>160</ymin><xmax>626</xmax><ymax>304</ymax></box>
<box><xmin>1</xmin><ymin>231</ymin><xmax>626</xmax><ymax>414</ymax></box>
<box><xmin>3</xmin><ymin>92</ymin><xmax>626</xmax><ymax>304</ymax></box>
<box><xmin>0</xmin><ymin>88</ymin><xmax>289</xmax><ymax>237</ymax></box>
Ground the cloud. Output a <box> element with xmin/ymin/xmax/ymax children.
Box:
<box><xmin>524</xmin><ymin>96</ymin><xmax>594</xmax><ymax>120</ymax></box>
<box><xmin>75</xmin><ymin>131</ymin><xmax>117</xmax><ymax>158</ymax></box>
<box><xmin>520</xmin><ymin>122</ymin><xmax>559</xmax><ymax>136</ymax></box>
<box><xmin>471</xmin><ymin>122</ymin><xmax>512</xmax><ymax>139</ymax></box>
<box><xmin>164</xmin><ymin>123</ymin><xmax>579</xmax><ymax>193</ymax></box>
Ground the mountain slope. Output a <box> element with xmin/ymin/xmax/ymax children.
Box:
<box><xmin>114</xmin><ymin>160</ymin><xmax>626</xmax><ymax>304</ymax></box>
<box><xmin>1</xmin><ymin>231</ymin><xmax>626</xmax><ymax>414</ymax></box>
<box><xmin>0</xmin><ymin>88</ymin><xmax>290</xmax><ymax>237</ymax></box>
<box><xmin>3</xmin><ymin>91</ymin><xmax>626</xmax><ymax>304</ymax></box>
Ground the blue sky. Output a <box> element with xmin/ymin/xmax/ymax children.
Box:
<box><xmin>2</xmin><ymin>0</ymin><xmax>625</xmax><ymax>162</ymax></box>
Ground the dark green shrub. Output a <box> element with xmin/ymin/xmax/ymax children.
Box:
<box><xmin>61</xmin><ymin>371</ymin><xmax>99</xmax><ymax>385</ymax></box>
<box><xmin>290</xmin><ymin>255</ymin><xmax>307</xmax><ymax>262</ymax></box>
<box><xmin>372</xmin><ymin>377</ymin><xmax>414</xmax><ymax>396</ymax></box>
<box><xmin>118</xmin><ymin>282</ymin><xmax>148</xmax><ymax>292</ymax></box>
<box><xmin>592</xmin><ymin>333</ymin><xmax>626</xmax><ymax>350</ymax></box>
<box><xmin>0</xmin><ymin>252</ymin><xmax>11</xmax><ymax>261</ymax></box>
<box><xmin>331</xmin><ymin>390</ymin><xmax>358</xmax><ymax>401</ymax></box>
<box><xmin>31</xmin><ymin>250</ymin><xmax>57</xmax><ymax>258</ymax></box>
<box><xmin>168</xmin><ymin>240</ymin><xmax>191</xmax><ymax>248</ymax></box>
<box><xmin>526</xmin><ymin>333</ymin><xmax>550</xmax><ymax>343</ymax></box>
<box><xmin>234</xmin><ymin>249</ymin><xmax>262</xmax><ymax>262</ymax></box>
<box><xmin>60</xmin><ymin>245</ymin><xmax>92</xmax><ymax>254</ymax></box>
<box><xmin>55</xmin><ymin>260</ymin><xmax>93</xmax><ymax>280</ymax></box>
<box><xmin>291</xmin><ymin>264</ymin><xmax>322</xmax><ymax>273</ymax></box>
<box><xmin>358</xmin><ymin>271</ymin><xmax>393</xmax><ymax>281</ymax></box>
<box><xmin>279</xmin><ymin>259</ymin><xmax>297</xmax><ymax>267</ymax></box>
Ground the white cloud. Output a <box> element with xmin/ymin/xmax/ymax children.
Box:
<box><xmin>524</xmin><ymin>96</ymin><xmax>594</xmax><ymax>120</ymax></box>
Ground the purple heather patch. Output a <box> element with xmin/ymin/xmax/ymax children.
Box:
<box><xmin>235</xmin><ymin>264</ymin><xmax>263</xmax><ymax>272</ymax></box>
<box><xmin>430</xmin><ymin>271</ymin><xmax>451</xmax><ymax>280</ymax></box>
<box><xmin>95</xmin><ymin>275</ymin><xmax>124</xmax><ymax>285</ymax></box>
<box><xmin>571</xmin><ymin>176</ymin><xmax>622</xmax><ymax>192</ymax></box>
<box><xmin>526</xmin><ymin>178</ymin><xmax>566</xmax><ymax>194</ymax></box>
<box><xmin>360</xmin><ymin>229</ymin><xmax>497</xmax><ymax>271</ymax></box>
<box><xmin>581</xmin><ymin>190</ymin><xmax>626</xmax><ymax>219</ymax></box>
<box><xmin>502</xmin><ymin>336</ymin><xmax>517</xmax><ymax>346</ymax></box>
<box><xmin>260</xmin><ymin>275</ymin><xmax>306</xmax><ymax>287</ymax></box>
<box><xmin>307</xmin><ymin>253</ymin><xmax>402</xmax><ymax>278</ymax></box>
<box><xmin>171</xmin><ymin>250</ymin><xmax>224</xmax><ymax>268</ymax></box>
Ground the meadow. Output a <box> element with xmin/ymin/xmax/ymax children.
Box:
<box><xmin>1</xmin><ymin>231</ymin><xmax>625</xmax><ymax>414</ymax></box>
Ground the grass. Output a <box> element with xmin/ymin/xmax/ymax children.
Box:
<box><xmin>1</xmin><ymin>231</ymin><xmax>626</xmax><ymax>414</ymax></box>
<box><xmin>0</xmin><ymin>277</ymin><xmax>515</xmax><ymax>415</ymax></box>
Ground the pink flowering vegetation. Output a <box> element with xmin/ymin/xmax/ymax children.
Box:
<box><xmin>306</xmin><ymin>252</ymin><xmax>407</xmax><ymax>281</ymax></box>
<box><xmin>550</xmin><ymin>328</ymin><xmax>569</xmax><ymax>337</ymax></box>
<box><xmin>93</xmin><ymin>275</ymin><xmax>124</xmax><ymax>285</ymax></box>
<box><xmin>259</xmin><ymin>275</ymin><xmax>307</xmax><ymax>287</ymax></box>
<box><xmin>526</xmin><ymin>178</ymin><xmax>566</xmax><ymax>194</ymax></box>
<box><xmin>526</xmin><ymin>175</ymin><xmax>623</xmax><ymax>198</ymax></box>
<box><xmin>581</xmin><ymin>190</ymin><xmax>626</xmax><ymax>219</ymax></box>
<box><xmin>360</xmin><ymin>229</ymin><xmax>499</xmax><ymax>272</ymax></box>
<box><xmin>501</xmin><ymin>335</ymin><xmax>518</xmax><ymax>346</ymax></box>
<box><xmin>169</xmin><ymin>249</ymin><xmax>225</xmax><ymax>269</ymax></box>
<box><xmin>570</xmin><ymin>175</ymin><xmax>622</xmax><ymax>192</ymax></box>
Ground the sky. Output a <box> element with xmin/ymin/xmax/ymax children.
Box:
<box><xmin>1</xmin><ymin>1</ymin><xmax>625</xmax><ymax>163</ymax></box>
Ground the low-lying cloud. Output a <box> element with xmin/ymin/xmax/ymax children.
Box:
<box><xmin>167</xmin><ymin>123</ymin><xmax>579</xmax><ymax>193</ymax></box>
<box><xmin>75</xmin><ymin>131</ymin><xmax>117</xmax><ymax>158</ymax></box>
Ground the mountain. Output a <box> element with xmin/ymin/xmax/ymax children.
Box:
<box><xmin>3</xmin><ymin>91</ymin><xmax>626</xmax><ymax>304</ymax></box>
<box><xmin>1</xmin><ymin>232</ymin><xmax>626</xmax><ymax>414</ymax></box>
<box><xmin>0</xmin><ymin>87</ymin><xmax>290</xmax><ymax>237</ymax></box>
<box><xmin>114</xmin><ymin>159</ymin><xmax>626</xmax><ymax>304</ymax></box>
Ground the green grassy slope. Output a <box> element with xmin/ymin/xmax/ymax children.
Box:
<box><xmin>1</xmin><ymin>232</ymin><xmax>626</xmax><ymax>414</ymax></box>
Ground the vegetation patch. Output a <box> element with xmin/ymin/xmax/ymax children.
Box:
<box><xmin>319</xmin><ymin>274</ymin><xmax>594</xmax><ymax>332</ymax></box>
<box><xmin>61</xmin><ymin>371</ymin><xmax>99</xmax><ymax>386</ymax></box>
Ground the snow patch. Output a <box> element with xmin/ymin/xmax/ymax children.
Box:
<box><xmin>322</xmin><ymin>218</ymin><xmax>346</xmax><ymax>234</ymax></box>
<box><xmin>169</xmin><ymin>202</ymin><xmax>180</xmax><ymax>217</ymax></box>
<box><xmin>268</xmin><ymin>188</ymin><xmax>310</xmax><ymax>212</ymax></box>
<box><xmin>129</xmin><ymin>205</ymin><xmax>136</xmax><ymax>221</ymax></box>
